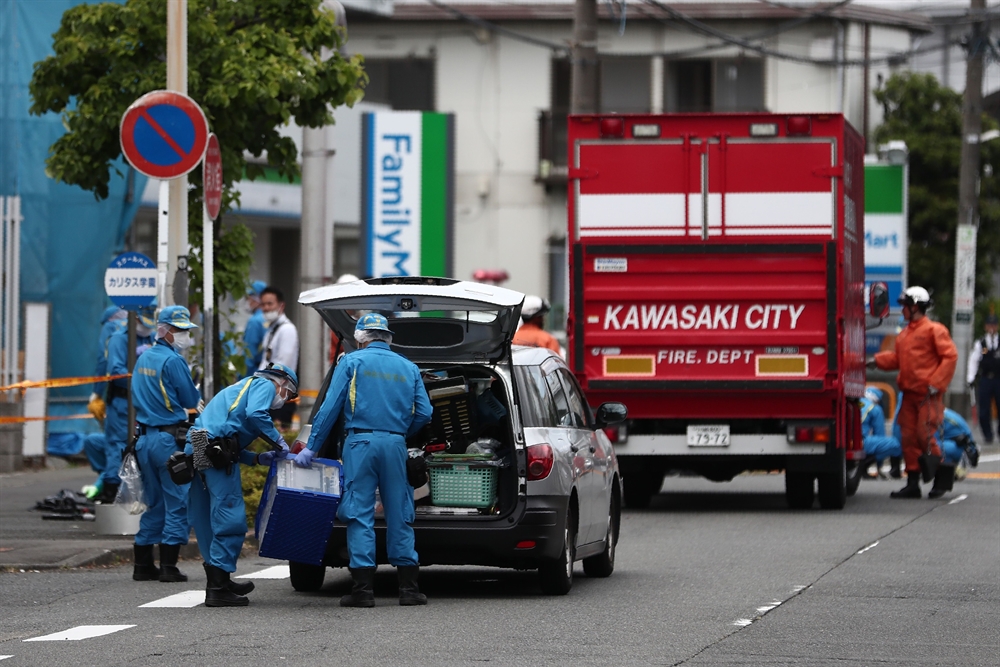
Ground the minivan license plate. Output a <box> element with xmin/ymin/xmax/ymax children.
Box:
<box><xmin>687</xmin><ymin>425</ymin><xmax>731</xmax><ymax>447</ymax></box>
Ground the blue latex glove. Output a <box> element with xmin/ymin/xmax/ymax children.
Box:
<box><xmin>258</xmin><ymin>439</ymin><xmax>290</xmax><ymax>466</ymax></box>
<box><xmin>293</xmin><ymin>447</ymin><xmax>315</xmax><ymax>468</ymax></box>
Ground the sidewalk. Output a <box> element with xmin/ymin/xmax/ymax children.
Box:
<box><xmin>0</xmin><ymin>460</ymin><xmax>213</xmax><ymax>571</ymax></box>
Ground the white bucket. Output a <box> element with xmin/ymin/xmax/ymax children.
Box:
<box><xmin>94</xmin><ymin>503</ymin><xmax>142</xmax><ymax>535</ymax></box>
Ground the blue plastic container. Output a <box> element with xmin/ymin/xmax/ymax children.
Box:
<box><xmin>255</xmin><ymin>457</ymin><xmax>342</xmax><ymax>566</ymax></box>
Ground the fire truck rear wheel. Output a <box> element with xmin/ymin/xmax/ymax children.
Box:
<box><xmin>785</xmin><ymin>472</ymin><xmax>815</xmax><ymax>509</ymax></box>
<box><xmin>623</xmin><ymin>472</ymin><xmax>660</xmax><ymax>509</ymax></box>
<box><xmin>818</xmin><ymin>456</ymin><xmax>847</xmax><ymax>510</ymax></box>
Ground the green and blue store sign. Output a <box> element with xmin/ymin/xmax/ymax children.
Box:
<box><xmin>362</xmin><ymin>112</ymin><xmax>454</xmax><ymax>278</ymax></box>
<box><xmin>864</xmin><ymin>159</ymin><xmax>908</xmax><ymax>354</ymax></box>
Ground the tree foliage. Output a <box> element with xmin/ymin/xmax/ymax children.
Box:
<box><xmin>29</xmin><ymin>0</ymin><xmax>366</xmax><ymax>304</ymax></box>
<box><xmin>874</xmin><ymin>72</ymin><xmax>1000</xmax><ymax>331</ymax></box>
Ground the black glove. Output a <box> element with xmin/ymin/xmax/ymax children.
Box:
<box><xmin>406</xmin><ymin>456</ymin><xmax>428</xmax><ymax>488</ymax></box>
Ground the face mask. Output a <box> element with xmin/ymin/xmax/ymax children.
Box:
<box><xmin>172</xmin><ymin>330</ymin><xmax>194</xmax><ymax>350</ymax></box>
<box><xmin>263</xmin><ymin>310</ymin><xmax>280</xmax><ymax>323</ymax></box>
<box><xmin>270</xmin><ymin>393</ymin><xmax>285</xmax><ymax>410</ymax></box>
<box><xmin>136</xmin><ymin>324</ymin><xmax>153</xmax><ymax>337</ymax></box>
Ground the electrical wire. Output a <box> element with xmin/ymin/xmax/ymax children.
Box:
<box><xmin>425</xmin><ymin>0</ymin><xmax>571</xmax><ymax>53</ymax></box>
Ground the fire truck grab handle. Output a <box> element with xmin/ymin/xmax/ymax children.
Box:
<box><xmin>568</xmin><ymin>167</ymin><xmax>599</xmax><ymax>180</ymax></box>
<box><xmin>813</xmin><ymin>165</ymin><xmax>844</xmax><ymax>178</ymax></box>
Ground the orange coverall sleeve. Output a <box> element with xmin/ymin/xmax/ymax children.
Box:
<box><xmin>928</xmin><ymin>325</ymin><xmax>958</xmax><ymax>391</ymax></box>
<box><xmin>874</xmin><ymin>350</ymin><xmax>898</xmax><ymax>371</ymax></box>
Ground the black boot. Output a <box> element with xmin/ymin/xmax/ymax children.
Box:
<box><xmin>132</xmin><ymin>544</ymin><xmax>161</xmax><ymax>581</ymax></box>
<box><xmin>203</xmin><ymin>562</ymin><xmax>255</xmax><ymax>596</ymax></box>
<box><xmin>158</xmin><ymin>544</ymin><xmax>187</xmax><ymax>582</ymax></box>
<box><xmin>340</xmin><ymin>567</ymin><xmax>376</xmax><ymax>608</ymax></box>
<box><xmin>397</xmin><ymin>565</ymin><xmax>428</xmax><ymax>606</ymax></box>
<box><xmin>204</xmin><ymin>564</ymin><xmax>249</xmax><ymax>607</ymax></box>
<box><xmin>928</xmin><ymin>465</ymin><xmax>956</xmax><ymax>499</ymax></box>
<box><xmin>888</xmin><ymin>457</ymin><xmax>902</xmax><ymax>479</ymax></box>
<box><xmin>890</xmin><ymin>472</ymin><xmax>922</xmax><ymax>499</ymax></box>
<box><xmin>861</xmin><ymin>455</ymin><xmax>878</xmax><ymax>479</ymax></box>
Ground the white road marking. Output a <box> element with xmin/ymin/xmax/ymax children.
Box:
<box><xmin>236</xmin><ymin>565</ymin><xmax>289</xmax><ymax>579</ymax></box>
<box><xmin>139</xmin><ymin>590</ymin><xmax>205</xmax><ymax>608</ymax></box>
<box><xmin>756</xmin><ymin>605</ymin><xmax>778</xmax><ymax>614</ymax></box>
<box><xmin>0</xmin><ymin>656</ymin><xmax>13</xmax><ymax>661</ymax></box>
<box><xmin>792</xmin><ymin>585</ymin><xmax>808</xmax><ymax>592</ymax></box>
<box><xmin>949</xmin><ymin>494</ymin><xmax>969</xmax><ymax>505</ymax></box>
<box><xmin>24</xmin><ymin>625</ymin><xmax>135</xmax><ymax>642</ymax></box>
<box><xmin>977</xmin><ymin>454</ymin><xmax>1000</xmax><ymax>463</ymax></box>
<box><xmin>733</xmin><ymin>619</ymin><xmax>753</xmax><ymax>627</ymax></box>
<box><xmin>857</xmin><ymin>540</ymin><xmax>879</xmax><ymax>555</ymax></box>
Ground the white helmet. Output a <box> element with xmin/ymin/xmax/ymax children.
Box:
<box><xmin>336</xmin><ymin>274</ymin><xmax>359</xmax><ymax>284</ymax></box>
<box><xmin>898</xmin><ymin>286</ymin><xmax>931</xmax><ymax>308</ymax></box>
<box><xmin>521</xmin><ymin>295</ymin><xmax>550</xmax><ymax>321</ymax></box>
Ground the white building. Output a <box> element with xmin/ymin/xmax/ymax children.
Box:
<box><xmin>134</xmin><ymin>0</ymin><xmax>942</xmax><ymax>330</ymax></box>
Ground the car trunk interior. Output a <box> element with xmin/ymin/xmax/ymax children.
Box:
<box><xmin>310</xmin><ymin>362</ymin><xmax>520</xmax><ymax>519</ymax></box>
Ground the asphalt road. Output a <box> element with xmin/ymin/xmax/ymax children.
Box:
<box><xmin>1</xmin><ymin>462</ymin><xmax>997</xmax><ymax>666</ymax></box>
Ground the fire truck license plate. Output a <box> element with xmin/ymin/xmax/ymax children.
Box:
<box><xmin>687</xmin><ymin>425</ymin><xmax>731</xmax><ymax>447</ymax></box>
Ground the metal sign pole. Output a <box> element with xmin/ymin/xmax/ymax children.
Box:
<box><xmin>203</xmin><ymin>197</ymin><xmax>214</xmax><ymax>401</ymax></box>
<box><xmin>127</xmin><ymin>311</ymin><xmax>137</xmax><ymax>441</ymax></box>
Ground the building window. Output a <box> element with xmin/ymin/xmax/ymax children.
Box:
<box><xmin>538</xmin><ymin>58</ymin><xmax>572</xmax><ymax>187</ymax></box>
<box><xmin>600</xmin><ymin>56</ymin><xmax>651</xmax><ymax>113</ymax></box>
<box><xmin>362</xmin><ymin>58</ymin><xmax>435</xmax><ymax>111</ymax></box>
<box><xmin>666</xmin><ymin>58</ymin><xmax>765</xmax><ymax>113</ymax></box>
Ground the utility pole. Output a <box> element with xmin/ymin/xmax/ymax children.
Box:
<box><xmin>166</xmin><ymin>0</ymin><xmax>188</xmax><ymax>307</ymax></box>
<box><xmin>571</xmin><ymin>0</ymin><xmax>599</xmax><ymax>114</ymax></box>
<box><xmin>949</xmin><ymin>0</ymin><xmax>986</xmax><ymax>416</ymax></box>
<box><xmin>298</xmin><ymin>0</ymin><xmax>346</xmax><ymax>407</ymax></box>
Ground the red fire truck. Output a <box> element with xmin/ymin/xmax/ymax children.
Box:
<box><xmin>566</xmin><ymin>112</ymin><xmax>879</xmax><ymax>510</ymax></box>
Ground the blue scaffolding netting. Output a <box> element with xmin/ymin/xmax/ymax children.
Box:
<box><xmin>1</xmin><ymin>0</ymin><xmax>147</xmax><ymax>449</ymax></box>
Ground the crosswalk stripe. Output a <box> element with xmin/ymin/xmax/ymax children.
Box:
<box><xmin>23</xmin><ymin>625</ymin><xmax>135</xmax><ymax>642</ymax></box>
<box><xmin>978</xmin><ymin>454</ymin><xmax>1000</xmax><ymax>463</ymax></box>
<box><xmin>139</xmin><ymin>590</ymin><xmax>205</xmax><ymax>608</ymax></box>
<box><xmin>236</xmin><ymin>565</ymin><xmax>289</xmax><ymax>579</ymax></box>
<box><xmin>0</xmin><ymin>655</ymin><xmax>14</xmax><ymax>660</ymax></box>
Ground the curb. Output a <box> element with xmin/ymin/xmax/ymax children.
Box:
<box><xmin>1</xmin><ymin>537</ymin><xmax>260</xmax><ymax>572</ymax></box>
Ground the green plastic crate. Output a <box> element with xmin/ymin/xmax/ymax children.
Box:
<box><xmin>428</xmin><ymin>463</ymin><xmax>498</xmax><ymax>508</ymax></box>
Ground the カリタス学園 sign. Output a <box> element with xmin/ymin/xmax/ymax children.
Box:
<box><xmin>105</xmin><ymin>252</ymin><xmax>157</xmax><ymax>310</ymax></box>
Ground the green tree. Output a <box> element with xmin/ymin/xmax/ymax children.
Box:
<box><xmin>874</xmin><ymin>72</ymin><xmax>1000</xmax><ymax>333</ymax></box>
<box><xmin>29</xmin><ymin>0</ymin><xmax>366</xmax><ymax>305</ymax></box>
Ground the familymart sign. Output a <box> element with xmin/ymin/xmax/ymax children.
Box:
<box><xmin>864</xmin><ymin>159</ymin><xmax>908</xmax><ymax>311</ymax></box>
<box><xmin>362</xmin><ymin>112</ymin><xmax>454</xmax><ymax>278</ymax></box>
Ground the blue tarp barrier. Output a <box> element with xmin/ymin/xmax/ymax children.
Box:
<box><xmin>1</xmin><ymin>0</ymin><xmax>147</xmax><ymax>435</ymax></box>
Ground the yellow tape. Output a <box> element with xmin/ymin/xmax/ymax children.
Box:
<box><xmin>0</xmin><ymin>413</ymin><xmax>93</xmax><ymax>424</ymax></box>
<box><xmin>0</xmin><ymin>374</ymin><xmax>131</xmax><ymax>393</ymax></box>
<box><xmin>299</xmin><ymin>389</ymin><xmax>319</xmax><ymax>398</ymax></box>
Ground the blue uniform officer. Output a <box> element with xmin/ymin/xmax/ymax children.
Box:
<box><xmin>861</xmin><ymin>387</ymin><xmax>902</xmax><ymax>478</ymax></box>
<box><xmin>99</xmin><ymin>306</ymin><xmax>155</xmax><ymax>501</ymax></box>
<box><xmin>130</xmin><ymin>306</ymin><xmax>202</xmax><ymax>583</ymax></box>
<box><xmin>82</xmin><ymin>307</ymin><xmax>127</xmax><ymax>498</ymax></box>
<box><xmin>242</xmin><ymin>280</ymin><xmax>267</xmax><ymax>377</ymax></box>
<box><xmin>186</xmin><ymin>363</ymin><xmax>294</xmax><ymax>607</ymax></box>
<box><xmin>299</xmin><ymin>313</ymin><xmax>433</xmax><ymax>607</ymax></box>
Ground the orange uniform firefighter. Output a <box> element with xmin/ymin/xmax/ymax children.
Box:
<box><xmin>512</xmin><ymin>296</ymin><xmax>564</xmax><ymax>358</ymax></box>
<box><xmin>871</xmin><ymin>287</ymin><xmax>957</xmax><ymax>499</ymax></box>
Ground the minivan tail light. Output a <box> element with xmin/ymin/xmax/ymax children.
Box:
<box><xmin>526</xmin><ymin>443</ymin><xmax>554</xmax><ymax>481</ymax></box>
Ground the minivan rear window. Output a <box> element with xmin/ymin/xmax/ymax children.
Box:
<box><xmin>514</xmin><ymin>366</ymin><xmax>558</xmax><ymax>428</ymax></box>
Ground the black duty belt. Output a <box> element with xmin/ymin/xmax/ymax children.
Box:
<box><xmin>138</xmin><ymin>422</ymin><xmax>188</xmax><ymax>436</ymax></box>
<box><xmin>107</xmin><ymin>385</ymin><xmax>129</xmax><ymax>401</ymax></box>
<box><xmin>349</xmin><ymin>428</ymin><xmax>405</xmax><ymax>437</ymax></box>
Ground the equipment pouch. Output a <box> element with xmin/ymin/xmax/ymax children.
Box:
<box><xmin>206</xmin><ymin>436</ymin><xmax>240</xmax><ymax>472</ymax></box>
<box><xmin>173</xmin><ymin>423</ymin><xmax>190</xmax><ymax>451</ymax></box>
<box><xmin>167</xmin><ymin>451</ymin><xmax>195</xmax><ymax>485</ymax></box>
<box><xmin>406</xmin><ymin>455</ymin><xmax>428</xmax><ymax>488</ymax></box>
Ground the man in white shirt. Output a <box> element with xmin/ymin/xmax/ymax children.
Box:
<box><xmin>967</xmin><ymin>313</ymin><xmax>999</xmax><ymax>444</ymax></box>
<box><xmin>259</xmin><ymin>286</ymin><xmax>299</xmax><ymax>427</ymax></box>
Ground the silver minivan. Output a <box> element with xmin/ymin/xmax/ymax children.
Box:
<box><xmin>291</xmin><ymin>277</ymin><xmax>626</xmax><ymax>595</ymax></box>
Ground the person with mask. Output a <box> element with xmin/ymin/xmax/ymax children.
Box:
<box><xmin>242</xmin><ymin>280</ymin><xmax>267</xmax><ymax>377</ymax></box>
<box><xmin>82</xmin><ymin>307</ymin><xmax>128</xmax><ymax>498</ymax></box>
<box><xmin>185</xmin><ymin>362</ymin><xmax>294</xmax><ymax>606</ymax></box>
<box><xmin>130</xmin><ymin>306</ymin><xmax>202</xmax><ymax>582</ymax></box>
<box><xmin>258</xmin><ymin>286</ymin><xmax>299</xmax><ymax>428</ymax></box>
<box><xmin>98</xmin><ymin>306</ymin><xmax>156</xmax><ymax>503</ymax></box>
<box><xmin>859</xmin><ymin>387</ymin><xmax>902</xmax><ymax>479</ymax></box>
<box><xmin>297</xmin><ymin>313</ymin><xmax>433</xmax><ymax>607</ymax></box>
<box><xmin>512</xmin><ymin>295</ymin><xmax>564</xmax><ymax>359</ymax></box>
<box><xmin>966</xmin><ymin>313</ymin><xmax>999</xmax><ymax>445</ymax></box>
<box><xmin>871</xmin><ymin>286</ymin><xmax>957</xmax><ymax>499</ymax></box>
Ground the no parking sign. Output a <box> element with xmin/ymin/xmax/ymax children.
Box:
<box><xmin>120</xmin><ymin>90</ymin><xmax>209</xmax><ymax>179</ymax></box>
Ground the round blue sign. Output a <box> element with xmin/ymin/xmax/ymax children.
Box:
<box><xmin>105</xmin><ymin>252</ymin><xmax>158</xmax><ymax>310</ymax></box>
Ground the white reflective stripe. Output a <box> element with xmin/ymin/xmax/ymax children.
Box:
<box><xmin>724</xmin><ymin>192</ymin><xmax>833</xmax><ymax>229</ymax></box>
<box><xmin>235</xmin><ymin>564</ymin><xmax>289</xmax><ymax>579</ymax></box>
<box><xmin>686</xmin><ymin>193</ymin><xmax>722</xmax><ymax>228</ymax></box>
<box><xmin>724</xmin><ymin>227</ymin><xmax>833</xmax><ymax>236</ymax></box>
<box><xmin>579</xmin><ymin>193</ymin><xmax>686</xmax><ymax>230</ymax></box>
<box><xmin>24</xmin><ymin>625</ymin><xmax>136</xmax><ymax>642</ymax></box>
<box><xmin>616</xmin><ymin>433</ymin><xmax>826</xmax><ymax>456</ymax></box>
<box><xmin>580</xmin><ymin>228</ymin><xmax>686</xmax><ymax>237</ymax></box>
<box><xmin>139</xmin><ymin>590</ymin><xmax>205</xmax><ymax>607</ymax></box>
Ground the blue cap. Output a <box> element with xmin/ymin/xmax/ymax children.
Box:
<box><xmin>101</xmin><ymin>306</ymin><xmax>122</xmax><ymax>323</ymax></box>
<box><xmin>137</xmin><ymin>306</ymin><xmax>157</xmax><ymax>329</ymax></box>
<box><xmin>355</xmin><ymin>312</ymin><xmax>393</xmax><ymax>334</ymax></box>
<box><xmin>247</xmin><ymin>280</ymin><xmax>267</xmax><ymax>297</ymax></box>
<box><xmin>158</xmin><ymin>305</ymin><xmax>198</xmax><ymax>330</ymax></box>
<box><xmin>255</xmin><ymin>362</ymin><xmax>298</xmax><ymax>392</ymax></box>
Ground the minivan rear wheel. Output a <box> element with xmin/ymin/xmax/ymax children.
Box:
<box><xmin>289</xmin><ymin>562</ymin><xmax>326</xmax><ymax>592</ymax></box>
<box><xmin>538</xmin><ymin>506</ymin><xmax>575</xmax><ymax>595</ymax></box>
<box><xmin>583</xmin><ymin>491</ymin><xmax>619</xmax><ymax>578</ymax></box>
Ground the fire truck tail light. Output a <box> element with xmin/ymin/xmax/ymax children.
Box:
<box><xmin>794</xmin><ymin>427</ymin><xmax>813</xmax><ymax>443</ymax></box>
<box><xmin>787</xmin><ymin>116</ymin><xmax>812</xmax><ymax>136</ymax></box>
<box><xmin>749</xmin><ymin>123</ymin><xmax>778</xmax><ymax>137</ymax></box>
<box><xmin>600</xmin><ymin>117</ymin><xmax>625</xmax><ymax>138</ymax></box>
<box><xmin>789</xmin><ymin>423</ymin><xmax>832</xmax><ymax>443</ymax></box>
<box><xmin>632</xmin><ymin>123</ymin><xmax>661</xmax><ymax>138</ymax></box>
<box><xmin>813</xmin><ymin>425</ymin><xmax>831</xmax><ymax>443</ymax></box>
<box><xmin>526</xmin><ymin>443</ymin><xmax>554</xmax><ymax>480</ymax></box>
